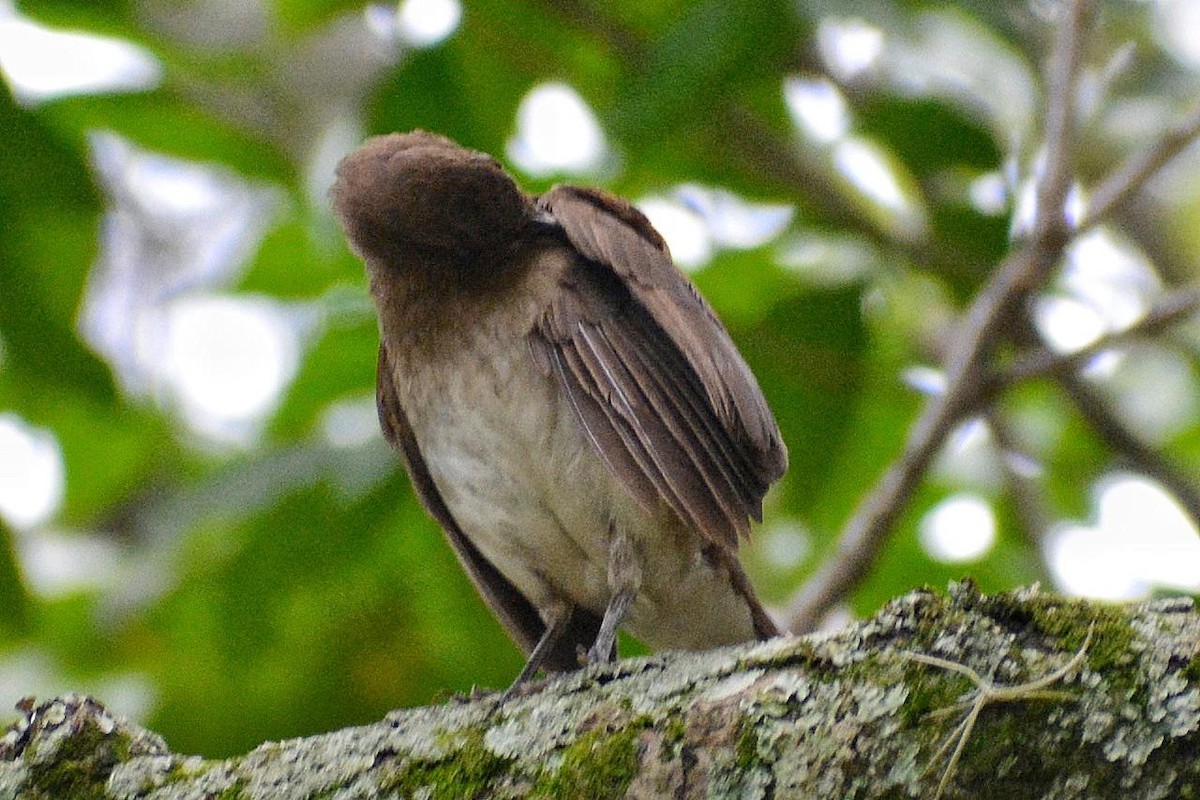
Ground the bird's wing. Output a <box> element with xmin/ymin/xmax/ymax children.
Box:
<box><xmin>376</xmin><ymin>344</ymin><xmax>600</xmax><ymax>669</ymax></box>
<box><xmin>530</xmin><ymin>185</ymin><xmax>787</xmax><ymax>550</ymax></box>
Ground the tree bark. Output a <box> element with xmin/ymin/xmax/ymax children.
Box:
<box><xmin>4</xmin><ymin>582</ymin><xmax>1200</xmax><ymax>799</ymax></box>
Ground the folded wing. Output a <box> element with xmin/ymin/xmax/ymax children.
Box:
<box><xmin>530</xmin><ymin>186</ymin><xmax>787</xmax><ymax>550</ymax></box>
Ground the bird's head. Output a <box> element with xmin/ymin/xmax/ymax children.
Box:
<box><xmin>331</xmin><ymin>130</ymin><xmax>534</xmax><ymax>272</ymax></box>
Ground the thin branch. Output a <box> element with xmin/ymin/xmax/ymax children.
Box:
<box><xmin>905</xmin><ymin>625</ymin><xmax>1093</xmax><ymax>800</ymax></box>
<box><xmin>1081</xmin><ymin>103</ymin><xmax>1200</xmax><ymax>231</ymax></box>
<box><xmin>785</xmin><ymin>0</ymin><xmax>1095</xmax><ymax>634</ymax></box>
<box><xmin>1056</xmin><ymin>371</ymin><xmax>1200</xmax><ymax>531</ymax></box>
<box><xmin>996</xmin><ymin>285</ymin><xmax>1200</xmax><ymax>389</ymax></box>
<box><xmin>986</xmin><ymin>409</ymin><xmax>1053</xmax><ymax>554</ymax></box>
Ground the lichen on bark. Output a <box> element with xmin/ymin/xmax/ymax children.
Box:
<box><xmin>4</xmin><ymin>582</ymin><xmax>1200</xmax><ymax>799</ymax></box>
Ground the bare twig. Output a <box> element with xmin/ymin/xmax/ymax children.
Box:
<box><xmin>905</xmin><ymin>624</ymin><xmax>1093</xmax><ymax>800</ymax></box>
<box><xmin>1081</xmin><ymin>103</ymin><xmax>1200</xmax><ymax>231</ymax></box>
<box><xmin>786</xmin><ymin>0</ymin><xmax>1096</xmax><ymax>634</ymax></box>
<box><xmin>1056</xmin><ymin>370</ymin><xmax>1200</xmax><ymax>530</ymax></box>
<box><xmin>986</xmin><ymin>409</ymin><xmax>1054</xmax><ymax>554</ymax></box>
<box><xmin>994</xmin><ymin>285</ymin><xmax>1200</xmax><ymax>389</ymax></box>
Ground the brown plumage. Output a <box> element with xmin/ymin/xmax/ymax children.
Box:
<box><xmin>331</xmin><ymin>130</ymin><xmax>786</xmax><ymax>681</ymax></box>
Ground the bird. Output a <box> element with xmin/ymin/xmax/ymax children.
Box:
<box><xmin>330</xmin><ymin>130</ymin><xmax>787</xmax><ymax>684</ymax></box>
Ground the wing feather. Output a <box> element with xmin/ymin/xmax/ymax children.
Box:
<box><xmin>531</xmin><ymin>186</ymin><xmax>787</xmax><ymax>548</ymax></box>
<box><xmin>601</xmin><ymin>317</ymin><xmax>751</xmax><ymax>531</ymax></box>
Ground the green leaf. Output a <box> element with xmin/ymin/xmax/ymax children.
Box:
<box><xmin>612</xmin><ymin>0</ymin><xmax>800</xmax><ymax>140</ymax></box>
<box><xmin>0</xmin><ymin>90</ymin><xmax>114</xmax><ymax>401</ymax></box>
<box><xmin>730</xmin><ymin>280</ymin><xmax>869</xmax><ymax>512</ymax></box>
<box><xmin>0</xmin><ymin>518</ymin><xmax>30</xmax><ymax>638</ymax></box>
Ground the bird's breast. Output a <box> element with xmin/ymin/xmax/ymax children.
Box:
<box><xmin>395</xmin><ymin>322</ymin><xmax>626</xmax><ymax>614</ymax></box>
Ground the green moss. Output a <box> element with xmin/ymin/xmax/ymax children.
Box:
<box><xmin>961</xmin><ymin>587</ymin><xmax>1135</xmax><ymax>687</ymax></box>
<box><xmin>214</xmin><ymin>779</ymin><xmax>250</xmax><ymax>800</ymax></box>
<box><xmin>900</xmin><ymin>663</ymin><xmax>972</xmax><ymax>730</ymax></box>
<box><xmin>24</xmin><ymin>719</ymin><xmax>135</xmax><ymax>800</ymax></box>
<box><xmin>1183</xmin><ymin>652</ymin><xmax>1200</xmax><ymax>687</ymax></box>
<box><xmin>733</xmin><ymin>716</ymin><xmax>759</xmax><ymax>771</ymax></box>
<box><xmin>1022</xmin><ymin>598</ymin><xmax>1130</xmax><ymax>666</ymax></box>
<box><xmin>379</xmin><ymin>728</ymin><xmax>514</xmax><ymax>799</ymax></box>
<box><xmin>896</xmin><ymin>588</ymin><xmax>1114</xmax><ymax>733</ymax></box>
<box><xmin>917</xmin><ymin>702</ymin><xmax>1089</xmax><ymax>799</ymax></box>
<box><xmin>662</xmin><ymin>715</ymin><xmax>685</xmax><ymax>745</ymax></box>
<box><xmin>528</xmin><ymin>719</ymin><xmax>648</xmax><ymax>799</ymax></box>
<box><xmin>164</xmin><ymin>759</ymin><xmax>197</xmax><ymax>784</ymax></box>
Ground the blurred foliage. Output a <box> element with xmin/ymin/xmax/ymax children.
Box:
<box><xmin>1</xmin><ymin>0</ymin><xmax>1198</xmax><ymax>759</ymax></box>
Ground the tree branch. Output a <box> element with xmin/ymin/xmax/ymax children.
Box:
<box><xmin>785</xmin><ymin>0</ymin><xmax>1096</xmax><ymax>634</ymax></box>
<box><xmin>986</xmin><ymin>409</ymin><xmax>1054</xmax><ymax>555</ymax></box>
<box><xmin>5</xmin><ymin>585</ymin><xmax>1200</xmax><ymax>799</ymax></box>
<box><xmin>1056</xmin><ymin>370</ymin><xmax>1200</xmax><ymax>529</ymax></box>
<box><xmin>1081</xmin><ymin>102</ymin><xmax>1200</xmax><ymax>231</ymax></box>
<box><xmin>994</xmin><ymin>285</ymin><xmax>1200</xmax><ymax>389</ymax></box>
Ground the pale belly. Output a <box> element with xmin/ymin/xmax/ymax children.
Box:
<box><xmin>399</xmin><ymin>335</ymin><xmax>760</xmax><ymax>651</ymax></box>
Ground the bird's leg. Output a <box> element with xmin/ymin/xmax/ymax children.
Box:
<box><xmin>509</xmin><ymin>600</ymin><xmax>576</xmax><ymax>689</ymax></box>
<box><xmin>587</xmin><ymin>523</ymin><xmax>641</xmax><ymax>665</ymax></box>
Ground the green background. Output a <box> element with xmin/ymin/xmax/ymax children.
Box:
<box><xmin>1</xmin><ymin>0</ymin><xmax>1198</xmax><ymax>757</ymax></box>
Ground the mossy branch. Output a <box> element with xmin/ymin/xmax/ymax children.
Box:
<box><xmin>4</xmin><ymin>583</ymin><xmax>1200</xmax><ymax>799</ymax></box>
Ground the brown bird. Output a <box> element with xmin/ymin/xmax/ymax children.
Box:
<box><xmin>331</xmin><ymin>130</ymin><xmax>786</xmax><ymax>683</ymax></box>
